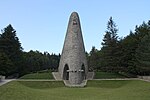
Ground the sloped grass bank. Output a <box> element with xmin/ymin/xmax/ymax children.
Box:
<box><xmin>0</xmin><ymin>80</ymin><xmax>150</xmax><ymax>100</ymax></box>
<box><xmin>94</xmin><ymin>71</ymin><xmax>128</xmax><ymax>79</ymax></box>
<box><xmin>20</xmin><ymin>70</ymin><xmax>53</xmax><ymax>79</ymax></box>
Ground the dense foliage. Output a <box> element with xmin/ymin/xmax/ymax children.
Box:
<box><xmin>20</xmin><ymin>51</ymin><xmax>60</xmax><ymax>76</ymax></box>
<box><xmin>88</xmin><ymin>18</ymin><xmax>150</xmax><ymax>75</ymax></box>
<box><xmin>0</xmin><ymin>24</ymin><xmax>60</xmax><ymax>77</ymax></box>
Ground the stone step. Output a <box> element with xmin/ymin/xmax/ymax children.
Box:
<box><xmin>63</xmin><ymin>80</ymin><xmax>87</xmax><ymax>87</ymax></box>
<box><xmin>87</xmin><ymin>72</ymin><xmax>95</xmax><ymax>80</ymax></box>
<box><xmin>52</xmin><ymin>72</ymin><xmax>62</xmax><ymax>80</ymax></box>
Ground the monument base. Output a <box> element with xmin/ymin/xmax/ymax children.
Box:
<box><xmin>63</xmin><ymin>80</ymin><xmax>87</xmax><ymax>87</ymax></box>
<box><xmin>52</xmin><ymin>72</ymin><xmax>62</xmax><ymax>80</ymax></box>
<box><xmin>52</xmin><ymin>72</ymin><xmax>95</xmax><ymax>87</ymax></box>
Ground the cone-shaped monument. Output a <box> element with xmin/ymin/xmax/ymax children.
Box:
<box><xmin>58</xmin><ymin>12</ymin><xmax>88</xmax><ymax>86</ymax></box>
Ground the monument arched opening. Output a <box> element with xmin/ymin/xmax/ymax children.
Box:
<box><xmin>63</xmin><ymin>64</ymin><xmax>69</xmax><ymax>80</ymax></box>
<box><xmin>81</xmin><ymin>64</ymin><xmax>85</xmax><ymax>80</ymax></box>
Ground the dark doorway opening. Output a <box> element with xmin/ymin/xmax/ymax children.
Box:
<box><xmin>63</xmin><ymin>64</ymin><xmax>69</xmax><ymax>80</ymax></box>
<box><xmin>81</xmin><ymin>64</ymin><xmax>85</xmax><ymax>80</ymax></box>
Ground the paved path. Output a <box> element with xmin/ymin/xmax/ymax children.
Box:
<box><xmin>0</xmin><ymin>79</ymin><xmax>58</xmax><ymax>86</ymax></box>
<box><xmin>16</xmin><ymin>78</ymin><xmax>143</xmax><ymax>82</ymax></box>
<box><xmin>93</xmin><ymin>78</ymin><xmax>150</xmax><ymax>83</ymax></box>
<box><xmin>92</xmin><ymin>78</ymin><xmax>139</xmax><ymax>80</ymax></box>
<box><xmin>0</xmin><ymin>79</ymin><xmax>16</xmax><ymax>86</ymax></box>
<box><xmin>0</xmin><ymin>78</ymin><xmax>149</xmax><ymax>87</ymax></box>
<box><xmin>17</xmin><ymin>79</ymin><xmax>57</xmax><ymax>81</ymax></box>
<box><xmin>138</xmin><ymin>78</ymin><xmax>150</xmax><ymax>82</ymax></box>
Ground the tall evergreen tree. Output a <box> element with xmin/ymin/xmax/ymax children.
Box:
<box><xmin>0</xmin><ymin>24</ymin><xmax>23</xmax><ymax>76</ymax></box>
<box><xmin>102</xmin><ymin>17</ymin><xmax>118</xmax><ymax>46</ymax></box>
<box><xmin>135</xmin><ymin>34</ymin><xmax>150</xmax><ymax>75</ymax></box>
<box><xmin>101</xmin><ymin>17</ymin><xmax>120</xmax><ymax>72</ymax></box>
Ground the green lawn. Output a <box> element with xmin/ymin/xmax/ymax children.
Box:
<box><xmin>94</xmin><ymin>71</ymin><xmax>128</xmax><ymax>79</ymax></box>
<box><xmin>20</xmin><ymin>71</ymin><xmax>129</xmax><ymax>80</ymax></box>
<box><xmin>20</xmin><ymin>71</ymin><xmax>53</xmax><ymax>79</ymax></box>
<box><xmin>0</xmin><ymin>80</ymin><xmax>150</xmax><ymax>100</ymax></box>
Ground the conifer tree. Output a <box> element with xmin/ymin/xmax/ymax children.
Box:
<box><xmin>0</xmin><ymin>24</ymin><xmax>23</xmax><ymax>76</ymax></box>
<box><xmin>135</xmin><ymin>34</ymin><xmax>150</xmax><ymax>75</ymax></box>
<box><xmin>101</xmin><ymin>17</ymin><xmax>120</xmax><ymax>72</ymax></box>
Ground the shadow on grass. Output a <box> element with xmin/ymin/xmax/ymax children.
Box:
<box><xmin>87</xmin><ymin>80</ymin><xmax>130</xmax><ymax>89</ymax></box>
<box><xmin>18</xmin><ymin>81</ymin><xmax>65</xmax><ymax>89</ymax></box>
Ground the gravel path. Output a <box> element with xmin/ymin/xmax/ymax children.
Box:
<box><xmin>92</xmin><ymin>78</ymin><xmax>139</xmax><ymax>80</ymax></box>
<box><xmin>0</xmin><ymin>79</ymin><xmax>16</xmax><ymax>86</ymax></box>
<box><xmin>16</xmin><ymin>79</ymin><xmax>57</xmax><ymax>81</ymax></box>
<box><xmin>0</xmin><ymin>78</ymin><xmax>149</xmax><ymax>87</ymax></box>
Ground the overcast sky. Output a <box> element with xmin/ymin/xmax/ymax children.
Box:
<box><xmin>0</xmin><ymin>0</ymin><xmax>150</xmax><ymax>54</ymax></box>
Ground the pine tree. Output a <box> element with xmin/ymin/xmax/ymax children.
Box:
<box><xmin>135</xmin><ymin>34</ymin><xmax>150</xmax><ymax>75</ymax></box>
<box><xmin>102</xmin><ymin>17</ymin><xmax>118</xmax><ymax>46</ymax></box>
<box><xmin>0</xmin><ymin>24</ymin><xmax>23</xmax><ymax>76</ymax></box>
<box><xmin>101</xmin><ymin>17</ymin><xmax>120</xmax><ymax>72</ymax></box>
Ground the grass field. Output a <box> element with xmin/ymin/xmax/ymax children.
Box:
<box><xmin>20</xmin><ymin>71</ymin><xmax>53</xmax><ymax>79</ymax></box>
<box><xmin>20</xmin><ymin>71</ymin><xmax>131</xmax><ymax>80</ymax></box>
<box><xmin>0</xmin><ymin>80</ymin><xmax>150</xmax><ymax>100</ymax></box>
<box><xmin>94</xmin><ymin>72</ymin><xmax>128</xmax><ymax>79</ymax></box>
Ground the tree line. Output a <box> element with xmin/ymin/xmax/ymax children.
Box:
<box><xmin>88</xmin><ymin>17</ymin><xmax>150</xmax><ymax>76</ymax></box>
<box><xmin>0</xmin><ymin>24</ymin><xmax>60</xmax><ymax>77</ymax></box>
<box><xmin>0</xmin><ymin>18</ymin><xmax>150</xmax><ymax>77</ymax></box>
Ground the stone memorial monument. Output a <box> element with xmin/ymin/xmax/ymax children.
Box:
<box><xmin>58</xmin><ymin>12</ymin><xmax>88</xmax><ymax>86</ymax></box>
